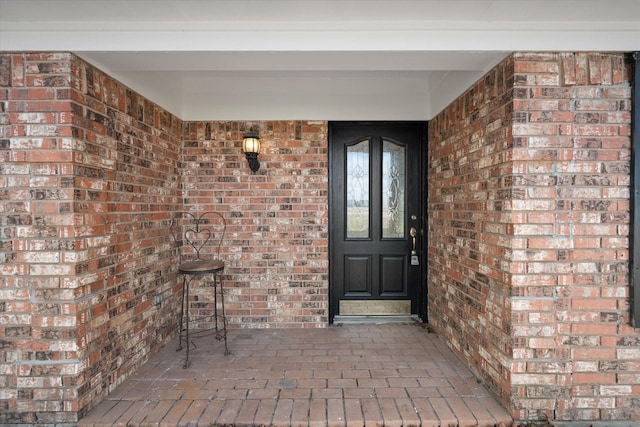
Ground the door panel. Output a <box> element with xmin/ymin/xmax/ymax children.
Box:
<box><xmin>380</xmin><ymin>255</ymin><xmax>406</xmax><ymax>295</ymax></box>
<box><xmin>330</xmin><ymin>122</ymin><xmax>427</xmax><ymax>320</ymax></box>
<box><xmin>344</xmin><ymin>255</ymin><xmax>371</xmax><ymax>295</ymax></box>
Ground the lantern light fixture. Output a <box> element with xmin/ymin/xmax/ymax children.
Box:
<box><xmin>242</xmin><ymin>127</ymin><xmax>261</xmax><ymax>173</ymax></box>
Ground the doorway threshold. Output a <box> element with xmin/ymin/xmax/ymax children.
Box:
<box><xmin>333</xmin><ymin>314</ymin><xmax>421</xmax><ymax>325</ymax></box>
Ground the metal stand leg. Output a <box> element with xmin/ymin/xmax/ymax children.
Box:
<box><xmin>213</xmin><ymin>274</ymin><xmax>218</xmax><ymax>330</ymax></box>
<box><xmin>177</xmin><ymin>275</ymin><xmax>186</xmax><ymax>352</ymax></box>
<box><xmin>214</xmin><ymin>273</ymin><xmax>229</xmax><ymax>356</ymax></box>
<box><xmin>177</xmin><ymin>274</ymin><xmax>192</xmax><ymax>368</ymax></box>
<box><xmin>183</xmin><ymin>275</ymin><xmax>191</xmax><ymax>368</ymax></box>
<box><xmin>177</xmin><ymin>271</ymin><xmax>228</xmax><ymax>367</ymax></box>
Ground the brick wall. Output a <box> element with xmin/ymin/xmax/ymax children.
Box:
<box><xmin>0</xmin><ymin>53</ymin><xmax>329</xmax><ymax>424</ymax></box>
<box><xmin>428</xmin><ymin>52</ymin><xmax>639</xmax><ymax>423</ymax></box>
<box><xmin>428</xmin><ymin>54</ymin><xmax>516</xmax><ymax>410</ymax></box>
<box><xmin>2</xmin><ymin>49</ymin><xmax>638</xmax><ymax>425</ymax></box>
<box><xmin>0</xmin><ymin>53</ymin><xmax>183</xmax><ymax>424</ymax></box>
<box><xmin>181</xmin><ymin>121</ymin><xmax>329</xmax><ymax>329</ymax></box>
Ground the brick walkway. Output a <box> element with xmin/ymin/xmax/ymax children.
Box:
<box><xmin>79</xmin><ymin>323</ymin><xmax>512</xmax><ymax>426</ymax></box>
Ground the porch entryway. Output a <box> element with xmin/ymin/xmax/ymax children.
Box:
<box><xmin>329</xmin><ymin>122</ymin><xmax>428</xmax><ymax>322</ymax></box>
<box><xmin>79</xmin><ymin>323</ymin><xmax>511</xmax><ymax>426</ymax></box>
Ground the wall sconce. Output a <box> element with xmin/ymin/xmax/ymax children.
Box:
<box><xmin>242</xmin><ymin>127</ymin><xmax>261</xmax><ymax>173</ymax></box>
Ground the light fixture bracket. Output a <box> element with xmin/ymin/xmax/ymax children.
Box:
<box><xmin>245</xmin><ymin>152</ymin><xmax>260</xmax><ymax>173</ymax></box>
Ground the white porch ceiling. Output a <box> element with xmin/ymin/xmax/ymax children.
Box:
<box><xmin>1</xmin><ymin>0</ymin><xmax>638</xmax><ymax>120</ymax></box>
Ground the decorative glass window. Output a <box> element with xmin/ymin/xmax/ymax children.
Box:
<box><xmin>346</xmin><ymin>140</ymin><xmax>370</xmax><ymax>238</ymax></box>
<box><xmin>382</xmin><ymin>139</ymin><xmax>406</xmax><ymax>239</ymax></box>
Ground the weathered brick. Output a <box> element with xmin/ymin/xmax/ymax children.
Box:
<box><xmin>3</xmin><ymin>48</ymin><xmax>637</xmax><ymax>426</ymax></box>
<box><xmin>182</xmin><ymin>120</ymin><xmax>329</xmax><ymax>330</ymax></box>
<box><xmin>1</xmin><ymin>52</ymin><xmax>183</xmax><ymax>423</ymax></box>
<box><xmin>428</xmin><ymin>52</ymin><xmax>635</xmax><ymax>423</ymax></box>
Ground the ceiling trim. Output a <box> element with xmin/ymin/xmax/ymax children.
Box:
<box><xmin>2</xmin><ymin>28</ymin><xmax>638</xmax><ymax>52</ymax></box>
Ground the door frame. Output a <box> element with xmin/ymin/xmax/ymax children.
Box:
<box><xmin>328</xmin><ymin>121</ymin><xmax>428</xmax><ymax>323</ymax></box>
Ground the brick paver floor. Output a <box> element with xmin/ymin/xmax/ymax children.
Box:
<box><xmin>79</xmin><ymin>323</ymin><xmax>513</xmax><ymax>426</ymax></box>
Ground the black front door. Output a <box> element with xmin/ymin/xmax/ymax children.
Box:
<box><xmin>329</xmin><ymin>122</ymin><xmax>427</xmax><ymax>321</ymax></box>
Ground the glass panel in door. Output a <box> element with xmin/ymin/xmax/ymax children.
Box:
<box><xmin>346</xmin><ymin>139</ymin><xmax>370</xmax><ymax>239</ymax></box>
<box><xmin>382</xmin><ymin>139</ymin><xmax>405</xmax><ymax>239</ymax></box>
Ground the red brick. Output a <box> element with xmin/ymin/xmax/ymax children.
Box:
<box><xmin>359</xmin><ymin>397</ymin><xmax>383</xmax><ymax>425</ymax></box>
<box><xmin>429</xmin><ymin>397</ymin><xmax>456</xmax><ymax>426</ymax></box>
<box><xmin>2</xmin><ymin>53</ymin><xmax>184</xmax><ymax>424</ymax></box>
<box><xmin>177</xmin><ymin>400</ymin><xmax>208</xmax><ymax>426</ymax></box>
<box><xmin>343</xmin><ymin>398</ymin><xmax>363</xmax><ymax>427</ymax></box>
<box><xmin>572</xmin><ymin>372</ymin><xmax>617</xmax><ymax>384</ymax></box>
<box><xmin>308</xmin><ymin>398</ymin><xmax>328</xmax><ymax>427</ymax></box>
<box><xmin>215</xmin><ymin>399</ymin><xmax>243</xmax><ymax>425</ymax></box>
<box><xmin>290</xmin><ymin>398</ymin><xmax>310</xmax><ymax>427</ymax></box>
<box><xmin>158</xmin><ymin>400</ymin><xmax>192</xmax><ymax>427</ymax></box>
<box><xmin>325</xmin><ymin>398</ymin><xmax>345</xmax><ymax>427</ymax></box>
<box><xmin>429</xmin><ymin>51</ymin><xmax>634</xmax><ymax>424</ymax></box>
<box><xmin>4</xmin><ymin>48</ymin><xmax>637</xmax><ymax>426</ymax></box>
<box><xmin>192</xmin><ymin>399</ymin><xmax>223</xmax><ymax>424</ymax></box>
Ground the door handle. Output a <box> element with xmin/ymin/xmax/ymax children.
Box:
<box><xmin>410</xmin><ymin>227</ymin><xmax>417</xmax><ymax>254</ymax></box>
